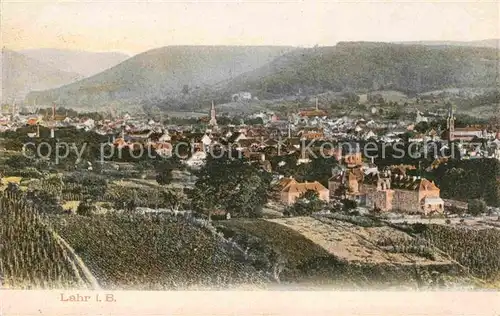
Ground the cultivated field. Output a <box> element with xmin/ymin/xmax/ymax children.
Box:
<box><xmin>268</xmin><ymin>216</ymin><xmax>453</xmax><ymax>265</ymax></box>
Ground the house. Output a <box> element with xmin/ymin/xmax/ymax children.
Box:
<box><xmin>416</xmin><ymin>110</ymin><xmax>428</xmax><ymax>123</ymax></box>
<box><xmin>389</xmin><ymin>175</ymin><xmax>444</xmax><ymax>214</ymax></box>
<box><xmin>408</xmin><ymin>133</ymin><xmax>424</xmax><ymax>142</ymax></box>
<box><xmin>184</xmin><ymin>151</ymin><xmax>207</xmax><ymax>169</ymax></box>
<box><xmin>201</xmin><ymin>134</ymin><xmax>213</xmax><ymax>149</ymax></box>
<box><xmin>278</xmin><ymin>177</ymin><xmax>329</xmax><ymax>205</ymax></box>
<box><xmin>362</xmin><ymin>130</ymin><xmax>377</xmax><ymax>140</ymax></box>
<box><xmin>451</xmin><ymin>127</ymin><xmax>484</xmax><ymax>141</ymax></box>
<box><xmin>329</xmin><ymin>164</ymin><xmax>443</xmax><ymax>215</ymax></box>
<box><xmin>231</xmin><ymin>91</ymin><xmax>252</xmax><ymax>101</ymax></box>
<box><xmin>154</xmin><ymin>142</ymin><xmax>173</xmax><ymax>157</ymax></box>
<box><xmin>159</xmin><ymin>131</ymin><xmax>171</xmax><ymax>142</ymax></box>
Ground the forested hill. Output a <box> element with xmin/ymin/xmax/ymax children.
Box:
<box><xmin>224</xmin><ymin>42</ymin><xmax>500</xmax><ymax>98</ymax></box>
<box><xmin>25</xmin><ymin>46</ymin><xmax>294</xmax><ymax>107</ymax></box>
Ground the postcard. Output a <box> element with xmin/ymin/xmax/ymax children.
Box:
<box><xmin>1</xmin><ymin>0</ymin><xmax>499</xmax><ymax>315</ymax></box>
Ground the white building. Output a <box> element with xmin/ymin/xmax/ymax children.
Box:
<box><xmin>231</xmin><ymin>91</ymin><xmax>252</xmax><ymax>101</ymax></box>
<box><xmin>185</xmin><ymin>151</ymin><xmax>207</xmax><ymax>169</ymax></box>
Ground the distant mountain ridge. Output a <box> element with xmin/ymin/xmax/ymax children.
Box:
<box><xmin>223</xmin><ymin>42</ymin><xmax>500</xmax><ymax>98</ymax></box>
<box><xmin>1</xmin><ymin>48</ymin><xmax>82</xmax><ymax>103</ymax></box>
<box><xmin>395</xmin><ymin>39</ymin><xmax>500</xmax><ymax>49</ymax></box>
<box><xmin>19</xmin><ymin>48</ymin><xmax>130</xmax><ymax>78</ymax></box>
<box><xmin>24</xmin><ymin>42</ymin><xmax>500</xmax><ymax>108</ymax></box>
<box><xmin>26</xmin><ymin>46</ymin><xmax>294</xmax><ymax>106</ymax></box>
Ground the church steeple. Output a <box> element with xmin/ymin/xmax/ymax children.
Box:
<box><xmin>446</xmin><ymin>103</ymin><xmax>455</xmax><ymax>142</ymax></box>
<box><xmin>209</xmin><ymin>101</ymin><xmax>217</xmax><ymax>127</ymax></box>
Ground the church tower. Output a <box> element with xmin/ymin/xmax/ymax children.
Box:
<box><xmin>446</xmin><ymin>103</ymin><xmax>455</xmax><ymax>142</ymax></box>
<box><xmin>209</xmin><ymin>101</ymin><xmax>217</xmax><ymax>127</ymax></box>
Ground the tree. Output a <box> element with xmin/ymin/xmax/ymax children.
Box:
<box><xmin>468</xmin><ymin>199</ymin><xmax>487</xmax><ymax>216</ymax></box>
<box><xmin>305</xmin><ymin>156</ymin><xmax>338</xmax><ymax>187</ymax></box>
<box><xmin>76</xmin><ymin>198</ymin><xmax>97</xmax><ymax>216</ymax></box>
<box><xmin>414</xmin><ymin>121</ymin><xmax>430</xmax><ymax>133</ymax></box>
<box><xmin>302</xmin><ymin>189</ymin><xmax>319</xmax><ymax>201</ymax></box>
<box><xmin>161</xmin><ymin>188</ymin><xmax>187</xmax><ymax>211</ymax></box>
<box><xmin>155</xmin><ymin>158</ymin><xmax>181</xmax><ymax>185</ymax></box>
<box><xmin>342</xmin><ymin>199</ymin><xmax>358</xmax><ymax>212</ymax></box>
<box><xmin>189</xmin><ymin>153</ymin><xmax>271</xmax><ymax>220</ymax></box>
<box><xmin>286</xmin><ymin>190</ymin><xmax>325</xmax><ymax>216</ymax></box>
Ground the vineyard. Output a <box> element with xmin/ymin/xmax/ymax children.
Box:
<box><xmin>27</xmin><ymin>173</ymin><xmax>176</xmax><ymax>211</ymax></box>
<box><xmin>0</xmin><ymin>192</ymin><xmax>86</xmax><ymax>289</ymax></box>
<box><xmin>49</xmin><ymin>213</ymin><xmax>269</xmax><ymax>290</ymax></box>
<box><xmin>216</xmin><ymin>218</ymin><xmax>477</xmax><ymax>289</ymax></box>
<box><xmin>412</xmin><ymin>224</ymin><xmax>500</xmax><ymax>282</ymax></box>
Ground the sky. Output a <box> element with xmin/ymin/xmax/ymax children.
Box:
<box><xmin>1</xmin><ymin>0</ymin><xmax>499</xmax><ymax>56</ymax></box>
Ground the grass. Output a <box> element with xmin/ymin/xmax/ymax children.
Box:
<box><xmin>216</xmin><ymin>219</ymin><xmax>331</xmax><ymax>266</ymax></box>
<box><xmin>1</xmin><ymin>176</ymin><xmax>22</xmax><ymax>184</ymax></box>
<box><xmin>215</xmin><ymin>218</ymin><xmax>475</xmax><ymax>288</ymax></box>
<box><xmin>62</xmin><ymin>201</ymin><xmax>80</xmax><ymax>213</ymax></box>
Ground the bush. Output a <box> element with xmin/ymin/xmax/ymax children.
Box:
<box><xmin>76</xmin><ymin>199</ymin><xmax>97</xmax><ymax>217</ymax></box>
<box><xmin>468</xmin><ymin>199</ymin><xmax>487</xmax><ymax>216</ymax></box>
<box><xmin>342</xmin><ymin>199</ymin><xmax>358</xmax><ymax>212</ymax></box>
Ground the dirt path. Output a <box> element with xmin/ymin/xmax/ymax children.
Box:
<box><xmin>51</xmin><ymin>231</ymin><xmax>101</xmax><ymax>290</ymax></box>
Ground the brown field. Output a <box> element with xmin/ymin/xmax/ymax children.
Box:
<box><xmin>268</xmin><ymin>216</ymin><xmax>453</xmax><ymax>265</ymax></box>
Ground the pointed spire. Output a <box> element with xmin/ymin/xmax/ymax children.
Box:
<box><xmin>209</xmin><ymin>100</ymin><xmax>217</xmax><ymax>127</ymax></box>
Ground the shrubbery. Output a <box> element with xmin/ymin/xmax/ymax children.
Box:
<box><xmin>468</xmin><ymin>199</ymin><xmax>487</xmax><ymax>216</ymax></box>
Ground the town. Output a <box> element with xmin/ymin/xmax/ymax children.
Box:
<box><xmin>2</xmin><ymin>1</ymin><xmax>500</xmax><ymax>292</ymax></box>
<box><xmin>1</xmin><ymin>94</ymin><xmax>500</xmax><ymax>217</ymax></box>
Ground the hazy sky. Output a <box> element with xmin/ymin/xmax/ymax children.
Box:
<box><xmin>1</xmin><ymin>0</ymin><xmax>499</xmax><ymax>55</ymax></box>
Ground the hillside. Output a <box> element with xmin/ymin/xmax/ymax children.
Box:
<box><xmin>225</xmin><ymin>42</ymin><xmax>500</xmax><ymax>98</ymax></box>
<box><xmin>399</xmin><ymin>223</ymin><xmax>500</xmax><ymax>282</ymax></box>
<box><xmin>0</xmin><ymin>192</ymin><xmax>85</xmax><ymax>289</ymax></box>
<box><xmin>25</xmin><ymin>46</ymin><xmax>293</xmax><ymax>107</ymax></box>
<box><xmin>1</xmin><ymin>49</ymin><xmax>81</xmax><ymax>103</ymax></box>
<box><xmin>396</xmin><ymin>39</ymin><xmax>500</xmax><ymax>49</ymax></box>
<box><xmin>49</xmin><ymin>213</ymin><xmax>269</xmax><ymax>290</ymax></box>
<box><xmin>0</xmin><ymin>184</ymin><xmax>489</xmax><ymax>290</ymax></box>
<box><xmin>216</xmin><ymin>217</ymin><xmax>477</xmax><ymax>289</ymax></box>
<box><xmin>19</xmin><ymin>48</ymin><xmax>130</xmax><ymax>78</ymax></box>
